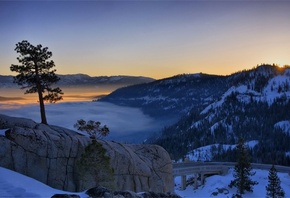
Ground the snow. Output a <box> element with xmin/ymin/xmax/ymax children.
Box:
<box><xmin>201</xmin><ymin>71</ymin><xmax>290</xmax><ymax>115</ymax></box>
<box><xmin>0</xmin><ymin>129</ymin><xmax>8</xmax><ymax>136</ymax></box>
<box><xmin>262</xmin><ymin>74</ymin><xmax>290</xmax><ymax>105</ymax></box>
<box><xmin>1</xmin><ymin>166</ymin><xmax>290</xmax><ymax>198</ymax></box>
<box><xmin>186</xmin><ymin>144</ymin><xmax>215</xmax><ymax>161</ymax></box>
<box><xmin>210</xmin><ymin>123</ymin><xmax>218</xmax><ymax>134</ymax></box>
<box><xmin>110</xmin><ymin>76</ymin><xmax>123</xmax><ymax>82</ymax></box>
<box><xmin>175</xmin><ymin>168</ymin><xmax>290</xmax><ymax>198</ymax></box>
<box><xmin>247</xmin><ymin>140</ymin><xmax>259</xmax><ymax>148</ymax></box>
<box><xmin>0</xmin><ymin>167</ymin><xmax>87</xmax><ymax>197</ymax></box>
<box><xmin>201</xmin><ymin>85</ymin><xmax>252</xmax><ymax>114</ymax></box>
<box><xmin>274</xmin><ymin>120</ymin><xmax>290</xmax><ymax>134</ymax></box>
<box><xmin>185</xmin><ymin>141</ymin><xmax>259</xmax><ymax>162</ymax></box>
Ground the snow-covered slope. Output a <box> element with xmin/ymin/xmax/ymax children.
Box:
<box><xmin>1</xmin><ymin>166</ymin><xmax>290</xmax><ymax>198</ymax></box>
<box><xmin>185</xmin><ymin>141</ymin><xmax>259</xmax><ymax>162</ymax></box>
<box><xmin>100</xmin><ymin>73</ymin><xmax>229</xmax><ymax>120</ymax></box>
<box><xmin>175</xmin><ymin>168</ymin><xmax>290</xmax><ymax>198</ymax></box>
<box><xmin>203</xmin><ymin>67</ymin><xmax>290</xmax><ymax>114</ymax></box>
<box><xmin>0</xmin><ymin>167</ymin><xmax>87</xmax><ymax>197</ymax></box>
<box><xmin>151</xmin><ymin>65</ymin><xmax>290</xmax><ymax>164</ymax></box>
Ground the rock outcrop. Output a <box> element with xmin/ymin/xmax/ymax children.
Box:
<box><xmin>0</xmin><ymin>114</ymin><xmax>173</xmax><ymax>193</ymax></box>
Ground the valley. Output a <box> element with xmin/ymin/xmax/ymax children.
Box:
<box><xmin>1</xmin><ymin>64</ymin><xmax>290</xmax><ymax>197</ymax></box>
<box><xmin>1</xmin><ymin>64</ymin><xmax>290</xmax><ymax>163</ymax></box>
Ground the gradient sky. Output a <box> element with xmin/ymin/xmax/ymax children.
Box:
<box><xmin>0</xmin><ymin>1</ymin><xmax>289</xmax><ymax>79</ymax></box>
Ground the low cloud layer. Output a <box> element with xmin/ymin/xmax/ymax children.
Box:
<box><xmin>0</xmin><ymin>101</ymin><xmax>161</xmax><ymax>142</ymax></box>
<box><xmin>0</xmin><ymin>96</ymin><xmax>25</xmax><ymax>101</ymax></box>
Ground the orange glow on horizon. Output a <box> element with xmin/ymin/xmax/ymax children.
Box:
<box><xmin>0</xmin><ymin>86</ymin><xmax>114</xmax><ymax>108</ymax></box>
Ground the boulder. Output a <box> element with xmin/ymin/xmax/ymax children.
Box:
<box><xmin>0</xmin><ymin>114</ymin><xmax>173</xmax><ymax>193</ymax></box>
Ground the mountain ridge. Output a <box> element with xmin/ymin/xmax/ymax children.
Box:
<box><xmin>147</xmin><ymin>64</ymin><xmax>290</xmax><ymax>165</ymax></box>
<box><xmin>99</xmin><ymin>73</ymin><xmax>230</xmax><ymax>121</ymax></box>
<box><xmin>98</xmin><ymin>64</ymin><xmax>290</xmax><ymax>165</ymax></box>
<box><xmin>0</xmin><ymin>74</ymin><xmax>155</xmax><ymax>88</ymax></box>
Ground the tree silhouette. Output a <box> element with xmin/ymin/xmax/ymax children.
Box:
<box><xmin>10</xmin><ymin>40</ymin><xmax>63</xmax><ymax>124</ymax></box>
<box><xmin>266</xmin><ymin>164</ymin><xmax>285</xmax><ymax>198</ymax></box>
<box><xmin>229</xmin><ymin>137</ymin><xmax>258</xmax><ymax>195</ymax></box>
<box><xmin>74</xmin><ymin>119</ymin><xmax>109</xmax><ymax>140</ymax></box>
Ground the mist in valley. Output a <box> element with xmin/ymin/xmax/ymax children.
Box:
<box><xmin>0</xmin><ymin>86</ymin><xmax>164</xmax><ymax>143</ymax></box>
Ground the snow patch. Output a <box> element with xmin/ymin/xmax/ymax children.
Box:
<box><xmin>274</xmin><ymin>120</ymin><xmax>290</xmax><ymax>134</ymax></box>
<box><xmin>246</xmin><ymin>140</ymin><xmax>259</xmax><ymax>148</ymax></box>
<box><xmin>185</xmin><ymin>141</ymin><xmax>258</xmax><ymax>162</ymax></box>
<box><xmin>201</xmin><ymin>72</ymin><xmax>290</xmax><ymax>115</ymax></box>
<box><xmin>0</xmin><ymin>129</ymin><xmax>8</xmax><ymax>136</ymax></box>
<box><xmin>201</xmin><ymin>85</ymin><xmax>251</xmax><ymax>114</ymax></box>
<box><xmin>261</xmin><ymin>73</ymin><xmax>290</xmax><ymax>105</ymax></box>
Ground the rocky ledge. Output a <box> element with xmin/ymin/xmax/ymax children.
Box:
<box><xmin>0</xmin><ymin>114</ymin><xmax>173</xmax><ymax>193</ymax></box>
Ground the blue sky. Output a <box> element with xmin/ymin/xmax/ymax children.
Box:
<box><xmin>1</xmin><ymin>1</ymin><xmax>290</xmax><ymax>79</ymax></box>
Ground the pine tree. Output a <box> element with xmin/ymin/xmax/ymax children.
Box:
<box><xmin>74</xmin><ymin>119</ymin><xmax>109</xmax><ymax>140</ymax></box>
<box><xmin>266</xmin><ymin>164</ymin><xmax>285</xmax><ymax>198</ymax></box>
<box><xmin>229</xmin><ymin>137</ymin><xmax>258</xmax><ymax>195</ymax></box>
<box><xmin>10</xmin><ymin>40</ymin><xmax>63</xmax><ymax>124</ymax></box>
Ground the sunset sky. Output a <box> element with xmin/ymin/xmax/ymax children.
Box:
<box><xmin>0</xmin><ymin>1</ymin><xmax>289</xmax><ymax>79</ymax></box>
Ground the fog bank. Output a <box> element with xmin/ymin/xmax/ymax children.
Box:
<box><xmin>0</xmin><ymin>101</ymin><xmax>161</xmax><ymax>143</ymax></box>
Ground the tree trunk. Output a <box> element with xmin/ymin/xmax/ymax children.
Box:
<box><xmin>34</xmin><ymin>61</ymin><xmax>47</xmax><ymax>125</ymax></box>
<box><xmin>38</xmin><ymin>89</ymin><xmax>47</xmax><ymax>124</ymax></box>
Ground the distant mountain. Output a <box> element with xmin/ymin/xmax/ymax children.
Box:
<box><xmin>147</xmin><ymin>64</ymin><xmax>290</xmax><ymax>166</ymax></box>
<box><xmin>0</xmin><ymin>75</ymin><xmax>15</xmax><ymax>88</ymax></box>
<box><xmin>57</xmin><ymin>74</ymin><xmax>155</xmax><ymax>87</ymax></box>
<box><xmin>99</xmin><ymin>73</ymin><xmax>230</xmax><ymax>121</ymax></box>
<box><xmin>0</xmin><ymin>74</ymin><xmax>155</xmax><ymax>88</ymax></box>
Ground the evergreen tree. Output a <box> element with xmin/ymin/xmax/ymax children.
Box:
<box><xmin>229</xmin><ymin>137</ymin><xmax>258</xmax><ymax>195</ymax></box>
<box><xmin>266</xmin><ymin>164</ymin><xmax>285</xmax><ymax>198</ymax></box>
<box><xmin>74</xmin><ymin>119</ymin><xmax>109</xmax><ymax>140</ymax></box>
<box><xmin>77</xmin><ymin>139</ymin><xmax>114</xmax><ymax>191</ymax></box>
<box><xmin>10</xmin><ymin>40</ymin><xmax>63</xmax><ymax>124</ymax></box>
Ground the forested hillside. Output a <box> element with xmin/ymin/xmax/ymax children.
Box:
<box><xmin>100</xmin><ymin>73</ymin><xmax>229</xmax><ymax>121</ymax></box>
<box><xmin>148</xmin><ymin>65</ymin><xmax>290</xmax><ymax>165</ymax></box>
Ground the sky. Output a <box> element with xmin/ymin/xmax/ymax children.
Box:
<box><xmin>0</xmin><ymin>1</ymin><xmax>290</xmax><ymax>79</ymax></box>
